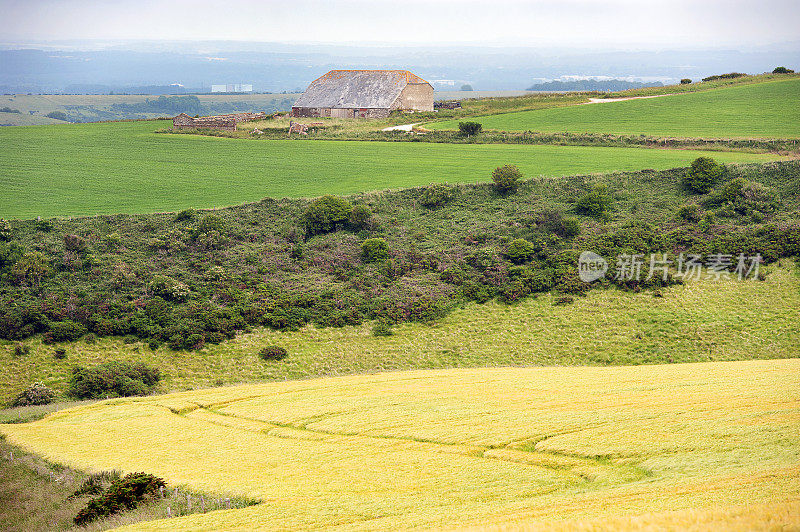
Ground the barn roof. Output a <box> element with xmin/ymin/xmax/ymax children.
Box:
<box><xmin>293</xmin><ymin>70</ymin><xmax>431</xmax><ymax>109</ymax></box>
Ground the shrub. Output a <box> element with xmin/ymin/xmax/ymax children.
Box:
<box><xmin>0</xmin><ymin>219</ymin><xmax>11</xmax><ymax>242</ymax></box>
<box><xmin>194</xmin><ymin>213</ymin><xmax>225</xmax><ymax>234</ymax></box>
<box><xmin>362</xmin><ymin>238</ymin><xmax>389</xmax><ymax>262</ymax></box>
<box><xmin>259</xmin><ymin>345</ymin><xmax>287</xmax><ymax>361</ymax></box>
<box><xmin>680</xmin><ymin>78</ymin><xmax>692</xmax><ymax>84</ymax></box>
<box><xmin>698</xmin><ymin>212</ymin><xmax>716</xmax><ymax>232</ymax></box>
<box><xmin>702</xmin><ymin>72</ymin><xmax>746</xmax><ymax>82</ymax></box>
<box><xmin>575</xmin><ymin>187</ymin><xmax>613</xmax><ymax>218</ymax></box>
<box><xmin>372</xmin><ymin>320</ymin><xmax>393</xmax><ymax>337</ymax></box>
<box><xmin>682</xmin><ymin>157</ymin><xmax>724</xmax><ymax>193</ymax></box>
<box><xmin>63</xmin><ymin>234</ymin><xmax>88</xmax><ymax>252</ymax></box>
<box><xmin>54</xmin><ymin>347</ymin><xmax>67</xmax><ymax>359</ymax></box>
<box><xmin>11</xmin><ymin>382</ymin><xmax>56</xmax><ymax>407</ymax></box>
<box><xmin>34</xmin><ymin>219</ymin><xmax>52</xmax><ymax>232</ymax></box>
<box><xmin>348</xmin><ymin>204</ymin><xmax>372</xmax><ymax>229</ymax></box>
<box><xmin>491</xmin><ymin>165</ymin><xmax>522</xmax><ymax>193</ymax></box>
<box><xmin>70</xmin><ymin>471</ymin><xmax>121</xmax><ymax>499</ymax></box>
<box><xmin>420</xmin><ymin>183</ymin><xmax>455</xmax><ymax>208</ymax></box>
<box><xmin>45</xmin><ymin>110</ymin><xmax>69</xmax><ymax>121</ymax></box>
<box><xmin>537</xmin><ymin>209</ymin><xmax>580</xmax><ymax>238</ymax></box>
<box><xmin>772</xmin><ymin>66</ymin><xmax>794</xmax><ymax>74</ymax></box>
<box><xmin>458</xmin><ymin>121</ymin><xmax>482</xmax><ymax>136</ymax></box>
<box><xmin>74</xmin><ymin>472</ymin><xmax>165</xmax><ymax>526</ymax></box>
<box><xmin>302</xmin><ymin>195</ymin><xmax>353</xmax><ymax>235</ymax></box>
<box><xmin>173</xmin><ymin>208</ymin><xmax>196</xmax><ymax>222</ymax></box>
<box><xmin>44</xmin><ymin>320</ymin><xmax>87</xmax><ymax>343</ymax></box>
<box><xmin>13</xmin><ymin>343</ymin><xmax>29</xmax><ymax>357</ymax></box>
<box><xmin>505</xmin><ymin>239</ymin><xmax>536</xmax><ymax>264</ymax></box>
<box><xmin>67</xmin><ymin>362</ymin><xmax>160</xmax><ymax>399</ymax></box>
<box><xmin>84</xmin><ymin>332</ymin><xmax>97</xmax><ymax>344</ymax></box>
<box><xmin>678</xmin><ymin>204</ymin><xmax>702</xmax><ymax>222</ymax></box>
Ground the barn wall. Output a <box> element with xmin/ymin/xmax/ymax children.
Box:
<box><xmin>394</xmin><ymin>83</ymin><xmax>434</xmax><ymax>112</ymax></box>
<box><xmin>292</xmin><ymin>107</ymin><xmax>390</xmax><ymax>119</ymax></box>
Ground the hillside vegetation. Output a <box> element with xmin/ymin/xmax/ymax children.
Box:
<box><xmin>1</xmin><ymin>161</ymin><xmax>799</xmax><ymax>402</ymax></box>
<box><xmin>0</xmin><ymin>120</ymin><xmax>781</xmax><ymax>218</ymax></box>
<box><xmin>429</xmin><ymin>77</ymin><xmax>800</xmax><ymax>138</ymax></box>
<box><xmin>3</xmin><ymin>359</ymin><xmax>798</xmax><ymax>530</ymax></box>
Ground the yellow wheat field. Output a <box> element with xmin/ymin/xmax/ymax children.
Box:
<box><xmin>3</xmin><ymin>359</ymin><xmax>800</xmax><ymax>530</ymax></box>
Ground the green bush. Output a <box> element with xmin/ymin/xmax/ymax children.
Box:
<box><xmin>772</xmin><ymin>66</ymin><xmax>794</xmax><ymax>74</ymax></box>
<box><xmin>575</xmin><ymin>187</ymin><xmax>613</xmax><ymax>218</ymax></box>
<box><xmin>458</xmin><ymin>121</ymin><xmax>482</xmax><ymax>136</ymax></box>
<box><xmin>44</xmin><ymin>320</ymin><xmax>87</xmax><ymax>343</ymax></box>
<box><xmin>13</xmin><ymin>343</ymin><xmax>29</xmax><ymax>357</ymax></box>
<box><xmin>420</xmin><ymin>183</ymin><xmax>455</xmax><ymax>208</ymax></box>
<box><xmin>259</xmin><ymin>345</ymin><xmax>287</xmax><ymax>361</ymax></box>
<box><xmin>349</xmin><ymin>204</ymin><xmax>372</xmax><ymax>229</ymax></box>
<box><xmin>505</xmin><ymin>239</ymin><xmax>536</xmax><ymax>264</ymax></box>
<box><xmin>74</xmin><ymin>472</ymin><xmax>165</xmax><ymax>526</ymax></box>
<box><xmin>302</xmin><ymin>195</ymin><xmax>353</xmax><ymax>235</ymax></box>
<box><xmin>536</xmin><ymin>210</ymin><xmax>580</xmax><ymax>238</ymax></box>
<box><xmin>680</xmin><ymin>78</ymin><xmax>692</xmax><ymax>84</ymax></box>
<box><xmin>11</xmin><ymin>382</ymin><xmax>56</xmax><ymax>407</ymax></box>
<box><xmin>54</xmin><ymin>347</ymin><xmax>67</xmax><ymax>359</ymax></box>
<box><xmin>678</xmin><ymin>204</ymin><xmax>702</xmax><ymax>222</ymax></box>
<box><xmin>0</xmin><ymin>219</ymin><xmax>11</xmax><ymax>242</ymax></box>
<box><xmin>491</xmin><ymin>165</ymin><xmax>522</xmax><ymax>193</ymax></box>
<box><xmin>362</xmin><ymin>238</ymin><xmax>389</xmax><ymax>262</ymax></box>
<box><xmin>67</xmin><ymin>362</ymin><xmax>161</xmax><ymax>399</ymax></box>
<box><xmin>372</xmin><ymin>320</ymin><xmax>393</xmax><ymax>337</ymax></box>
<box><xmin>682</xmin><ymin>157</ymin><xmax>724</xmax><ymax>193</ymax></box>
<box><xmin>63</xmin><ymin>234</ymin><xmax>88</xmax><ymax>252</ymax></box>
<box><xmin>34</xmin><ymin>219</ymin><xmax>53</xmax><ymax>232</ymax></box>
<box><xmin>173</xmin><ymin>208</ymin><xmax>196</xmax><ymax>222</ymax></box>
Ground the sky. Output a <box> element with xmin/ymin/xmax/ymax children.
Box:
<box><xmin>1</xmin><ymin>0</ymin><xmax>799</xmax><ymax>49</ymax></box>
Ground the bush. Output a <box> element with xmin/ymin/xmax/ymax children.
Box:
<box><xmin>54</xmin><ymin>347</ymin><xmax>67</xmax><ymax>359</ymax></box>
<box><xmin>84</xmin><ymin>332</ymin><xmax>97</xmax><ymax>344</ymax></box>
<box><xmin>63</xmin><ymin>234</ymin><xmax>88</xmax><ymax>253</ymax></box>
<box><xmin>491</xmin><ymin>165</ymin><xmax>522</xmax><ymax>193</ymax></box>
<box><xmin>67</xmin><ymin>362</ymin><xmax>160</xmax><ymax>399</ymax></box>
<box><xmin>678</xmin><ymin>204</ymin><xmax>702</xmax><ymax>222</ymax></box>
<box><xmin>505</xmin><ymin>239</ymin><xmax>536</xmax><ymax>264</ymax></box>
<box><xmin>682</xmin><ymin>157</ymin><xmax>724</xmax><ymax>193</ymax></box>
<box><xmin>420</xmin><ymin>183</ymin><xmax>455</xmax><ymax>208</ymax></box>
<box><xmin>13</xmin><ymin>343</ymin><xmax>29</xmax><ymax>357</ymax></box>
<box><xmin>701</xmin><ymin>72</ymin><xmax>746</xmax><ymax>82</ymax></box>
<box><xmin>173</xmin><ymin>208</ymin><xmax>196</xmax><ymax>222</ymax></box>
<box><xmin>362</xmin><ymin>238</ymin><xmax>389</xmax><ymax>262</ymax></box>
<box><xmin>74</xmin><ymin>472</ymin><xmax>165</xmax><ymax>526</ymax></box>
<box><xmin>302</xmin><ymin>195</ymin><xmax>353</xmax><ymax>235</ymax></box>
<box><xmin>536</xmin><ymin>209</ymin><xmax>580</xmax><ymax>238</ymax></box>
<box><xmin>0</xmin><ymin>219</ymin><xmax>12</xmax><ymax>242</ymax></box>
<box><xmin>11</xmin><ymin>382</ymin><xmax>56</xmax><ymax>406</ymax></box>
<box><xmin>348</xmin><ymin>204</ymin><xmax>372</xmax><ymax>229</ymax></box>
<box><xmin>575</xmin><ymin>187</ymin><xmax>613</xmax><ymax>218</ymax></box>
<box><xmin>372</xmin><ymin>320</ymin><xmax>393</xmax><ymax>337</ymax></box>
<box><xmin>44</xmin><ymin>320</ymin><xmax>87</xmax><ymax>343</ymax></box>
<box><xmin>772</xmin><ymin>66</ymin><xmax>794</xmax><ymax>74</ymax></box>
<box><xmin>458</xmin><ymin>121</ymin><xmax>482</xmax><ymax>136</ymax></box>
<box><xmin>46</xmin><ymin>110</ymin><xmax>69</xmax><ymax>121</ymax></box>
<box><xmin>680</xmin><ymin>78</ymin><xmax>692</xmax><ymax>84</ymax></box>
<box><xmin>34</xmin><ymin>219</ymin><xmax>53</xmax><ymax>232</ymax></box>
<box><xmin>259</xmin><ymin>345</ymin><xmax>287</xmax><ymax>361</ymax></box>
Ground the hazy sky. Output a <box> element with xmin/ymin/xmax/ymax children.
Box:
<box><xmin>1</xmin><ymin>0</ymin><xmax>799</xmax><ymax>48</ymax></box>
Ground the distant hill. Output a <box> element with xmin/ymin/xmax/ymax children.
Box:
<box><xmin>526</xmin><ymin>79</ymin><xmax>664</xmax><ymax>92</ymax></box>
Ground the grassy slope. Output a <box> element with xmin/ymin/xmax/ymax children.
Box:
<box><xmin>2</xmin><ymin>262</ymin><xmax>798</xmax><ymax>405</ymax></box>
<box><xmin>0</xmin><ymin>112</ymin><xmax>64</xmax><ymax>126</ymax></box>
<box><xmin>429</xmin><ymin>78</ymin><xmax>800</xmax><ymax>138</ymax></box>
<box><xmin>0</xmin><ymin>120</ymin><xmax>781</xmax><ymax>219</ymax></box>
<box><xmin>2</xmin><ymin>359</ymin><xmax>798</xmax><ymax>530</ymax></box>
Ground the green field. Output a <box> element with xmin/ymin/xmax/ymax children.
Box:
<box><xmin>430</xmin><ymin>78</ymin><xmax>800</xmax><ymax>139</ymax></box>
<box><xmin>0</xmin><ymin>120</ymin><xmax>782</xmax><ymax>219</ymax></box>
<box><xmin>3</xmin><ymin>359</ymin><xmax>798</xmax><ymax>530</ymax></box>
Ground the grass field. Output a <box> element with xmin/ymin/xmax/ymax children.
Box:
<box><xmin>0</xmin><ymin>120</ymin><xmax>783</xmax><ymax>219</ymax></box>
<box><xmin>2</xmin><ymin>262</ymin><xmax>798</xmax><ymax>405</ymax></box>
<box><xmin>429</xmin><ymin>78</ymin><xmax>800</xmax><ymax>139</ymax></box>
<box><xmin>3</xmin><ymin>358</ymin><xmax>798</xmax><ymax>530</ymax></box>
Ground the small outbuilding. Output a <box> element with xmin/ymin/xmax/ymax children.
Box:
<box><xmin>292</xmin><ymin>70</ymin><xmax>434</xmax><ymax>119</ymax></box>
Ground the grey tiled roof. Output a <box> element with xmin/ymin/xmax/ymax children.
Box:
<box><xmin>293</xmin><ymin>70</ymin><xmax>430</xmax><ymax>109</ymax></box>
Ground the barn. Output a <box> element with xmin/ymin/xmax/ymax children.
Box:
<box><xmin>292</xmin><ymin>70</ymin><xmax>434</xmax><ymax>119</ymax></box>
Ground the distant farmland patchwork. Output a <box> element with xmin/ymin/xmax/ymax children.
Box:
<box><xmin>3</xmin><ymin>360</ymin><xmax>799</xmax><ymax>530</ymax></box>
<box><xmin>430</xmin><ymin>78</ymin><xmax>800</xmax><ymax>138</ymax></box>
<box><xmin>0</xmin><ymin>120</ymin><xmax>784</xmax><ymax>219</ymax></box>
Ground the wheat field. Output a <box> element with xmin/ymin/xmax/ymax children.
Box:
<box><xmin>2</xmin><ymin>359</ymin><xmax>799</xmax><ymax>530</ymax></box>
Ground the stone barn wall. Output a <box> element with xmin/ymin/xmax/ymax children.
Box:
<box><xmin>172</xmin><ymin>112</ymin><xmax>266</xmax><ymax>131</ymax></box>
<box><xmin>394</xmin><ymin>83</ymin><xmax>434</xmax><ymax>112</ymax></box>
